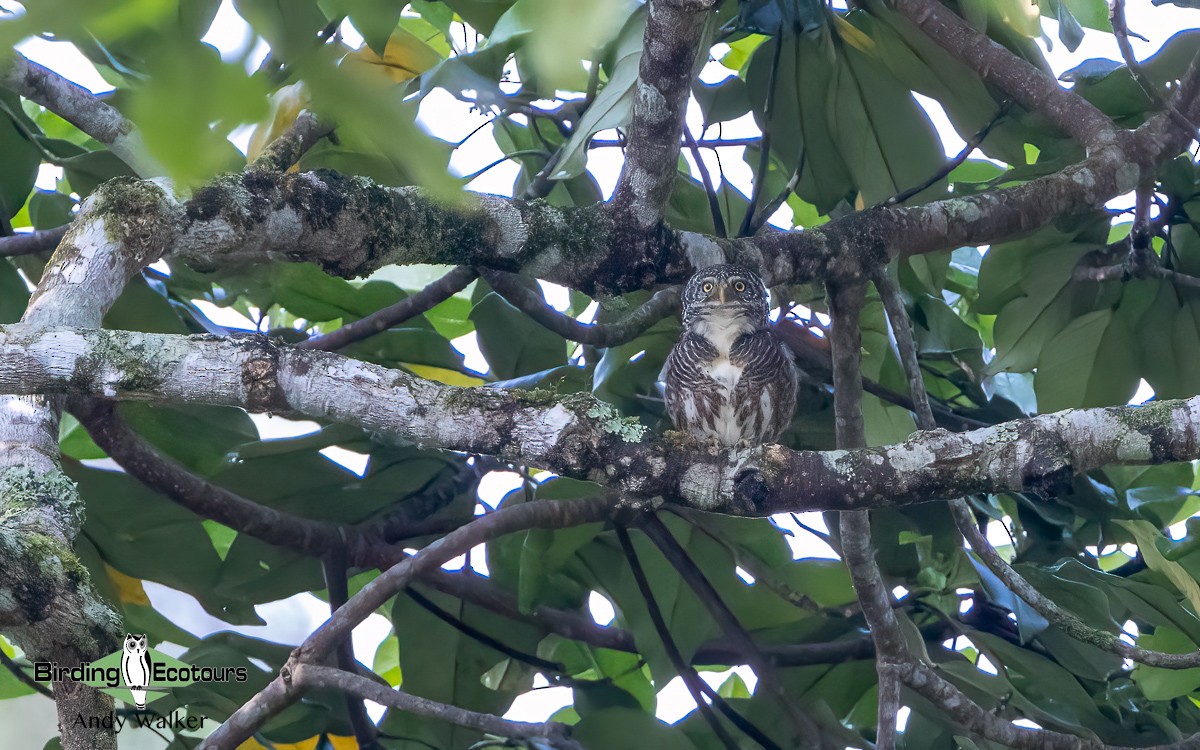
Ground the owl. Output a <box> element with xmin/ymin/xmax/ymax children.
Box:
<box><xmin>661</xmin><ymin>264</ymin><xmax>797</xmax><ymax>448</ymax></box>
<box><xmin>120</xmin><ymin>633</ymin><xmax>151</xmax><ymax>710</ymax></box>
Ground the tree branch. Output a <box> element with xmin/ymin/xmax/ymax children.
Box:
<box><xmin>0</xmin><ymin>225</ymin><xmax>69</xmax><ymax>258</ymax></box>
<box><xmin>950</xmin><ymin>497</ymin><xmax>1200</xmax><ymax>669</ymax></box>
<box><xmin>0</xmin><ymin>177</ymin><xmax>179</xmax><ymax>750</ymax></box>
<box><xmin>8</xmin><ymin>324</ymin><xmax>1200</xmax><ymax>515</ymax></box>
<box><xmin>2</xmin><ymin>52</ymin><xmax>162</xmax><ymax>177</ymax></box>
<box><xmin>322</xmin><ymin>547</ymin><xmax>381</xmax><ymax>749</ymax></box>
<box><xmin>828</xmin><ymin>281</ymin><xmax>904</xmax><ymax>748</ymax></box>
<box><xmin>153</xmin><ymin>95</ymin><xmax>1185</xmax><ymax>300</ymax></box>
<box><xmin>68</xmin><ymin>394</ymin><xmax>952</xmax><ymax>673</ymax></box>
<box><xmin>893</xmin><ymin>0</ymin><xmax>1118</xmax><ymax>149</ymax></box>
<box><xmin>199</xmin><ymin>497</ymin><xmax>614</xmax><ymax>749</ymax></box>
<box><xmin>248</xmin><ymin>109</ymin><xmax>333</xmax><ymax>173</ymax></box>
<box><xmin>298</xmin><ymin>266</ymin><xmax>477</xmax><ymax>351</ymax></box>
<box><xmin>479</xmin><ymin>269</ymin><xmax>680</xmax><ymax>347</ymax></box>
<box><xmin>610</xmin><ymin>0</ymin><xmax>718</xmax><ymax>230</ymax></box>
<box><xmin>291</xmin><ymin>664</ymin><xmax>585</xmax><ymax>750</ymax></box>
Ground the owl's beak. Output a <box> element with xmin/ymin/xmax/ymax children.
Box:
<box><xmin>717</xmin><ymin>283</ymin><xmax>727</xmax><ymax>304</ymax></box>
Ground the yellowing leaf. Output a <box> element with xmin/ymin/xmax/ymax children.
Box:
<box><xmin>246</xmin><ymin>82</ymin><xmax>311</xmax><ymax>167</ymax></box>
<box><xmin>405</xmin><ymin>364</ymin><xmax>486</xmax><ymax>387</ymax></box>
<box><xmin>833</xmin><ymin>15</ymin><xmax>875</xmax><ymax>53</ymax></box>
<box><xmin>1117</xmin><ymin>520</ymin><xmax>1200</xmax><ymax>615</ymax></box>
<box><xmin>105</xmin><ymin>564</ymin><xmax>150</xmax><ymax>606</ymax></box>
<box><xmin>345</xmin><ymin>27</ymin><xmax>444</xmax><ymax>85</ymax></box>
<box><xmin>237</xmin><ymin>736</ymin><xmax>356</xmax><ymax>750</ymax></box>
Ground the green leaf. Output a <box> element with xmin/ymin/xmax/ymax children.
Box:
<box><xmin>831</xmin><ymin>40</ymin><xmax>947</xmax><ymax>206</ymax></box>
<box><xmin>693</xmin><ymin>75</ymin><xmax>751</xmax><ymax>128</ymax></box>
<box><xmin>470</xmin><ymin>286</ymin><xmax>569</xmax><ymax>379</ymax></box>
<box><xmin>965</xmin><ymin>551</ymin><xmax>1049</xmax><ymax>643</ymax></box>
<box><xmin>233</xmin><ymin>0</ymin><xmax>329</xmax><ymax>61</ymax></box>
<box><xmin>746</xmin><ymin>31</ymin><xmax>853</xmax><ymax>213</ymax></box>
<box><xmin>128</xmin><ymin>39</ymin><xmax>264</xmax><ymax>186</ymax></box>
<box><xmin>573</xmin><ymin>707</ymin><xmax>700</xmax><ymax>750</ymax></box>
<box><xmin>26</xmin><ymin>190</ymin><xmax>74</xmax><ymax>230</ymax></box>
<box><xmin>1132</xmin><ymin>626</ymin><xmax>1200</xmax><ymax>700</ymax></box>
<box><xmin>72</xmin><ymin>464</ymin><xmax>257</xmax><ymax>624</ymax></box>
<box><xmin>0</xmin><ymin>259</ymin><xmax>30</xmax><ymax>324</ymax></box>
<box><xmin>1043</xmin><ymin>0</ymin><xmax>1085</xmax><ymax>52</ymax></box>
<box><xmin>382</xmin><ymin>588</ymin><xmax>540</xmax><ymax>748</ymax></box>
<box><xmin>738</xmin><ymin>0</ymin><xmax>826</xmax><ymax>34</ymax></box>
<box><xmin>1034</xmin><ymin>309</ymin><xmax>1138</xmax><ymax>411</ymax></box>
<box><xmin>552</xmin><ymin>6</ymin><xmax>644</xmax><ymax>180</ymax></box>
<box><xmin>0</xmin><ymin>95</ymin><xmax>41</xmax><ymax>220</ymax></box>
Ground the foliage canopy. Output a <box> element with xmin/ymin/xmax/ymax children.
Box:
<box><xmin>4</xmin><ymin>0</ymin><xmax>1200</xmax><ymax>749</ymax></box>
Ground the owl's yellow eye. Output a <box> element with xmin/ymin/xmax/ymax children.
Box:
<box><xmin>733</xmin><ymin>281</ymin><xmax>746</xmax><ymax>293</ymax></box>
<box><xmin>702</xmin><ymin>282</ymin><xmax>714</xmax><ymax>294</ymax></box>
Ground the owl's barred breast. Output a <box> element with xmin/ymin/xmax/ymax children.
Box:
<box><xmin>695</xmin><ymin>310</ymin><xmax>754</xmax><ymax>445</ymax></box>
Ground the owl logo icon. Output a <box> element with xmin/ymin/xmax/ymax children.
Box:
<box><xmin>120</xmin><ymin>633</ymin><xmax>152</xmax><ymax>710</ymax></box>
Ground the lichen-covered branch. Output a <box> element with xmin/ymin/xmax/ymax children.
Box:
<box><xmin>148</xmin><ymin>92</ymin><xmax>1188</xmax><ymax>299</ymax></box>
<box><xmin>0</xmin><ymin>179</ymin><xmax>180</xmax><ymax>750</ymax></box>
<box><xmin>5</xmin><ymin>324</ymin><xmax>1200</xmax><ymax>515</ymax></box>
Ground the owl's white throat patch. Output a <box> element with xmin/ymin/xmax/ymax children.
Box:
<box><xmin>692</xmin><ymin>308</ymin><xmax>755</xmax><ymax>358</ymax></box>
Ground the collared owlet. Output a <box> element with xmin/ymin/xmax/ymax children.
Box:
<box><xmin>661</xmin><ymin>264</ymin><xmax>798</xmax><ymax>448</ymax></box>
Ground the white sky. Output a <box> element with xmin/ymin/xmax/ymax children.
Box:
<box><xmin>3</xmin><ymin>1</ymin><xmax>1199</xmax><ymax>745</ymax></box>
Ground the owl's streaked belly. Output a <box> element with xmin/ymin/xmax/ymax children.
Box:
<box><xmin>695</xmin><ymin>311</ymin><xmax>753</xmax><ymax>444</ymax></box>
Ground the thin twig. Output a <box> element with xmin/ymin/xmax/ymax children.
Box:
<box><xmin>479</xmin><ymin>270</ymin><xmax>680</xmax><ymax>347</ymax></box>
<box><xmin>748</xmin><ymin>152</ymin><xmax>803</xmax><ymax>234</ymax></box>
<box><xmin>291</xmin><ymin>664</ymin><xmax>585</xmax><ymax>750</ymax></box>
<box><xmin>614</xmin><ymin>525</ymin><xmax>740</xmax><ymax>750</ymax></box>
<box><xmin>0</xmin><ymin>649</ymin><xmax>53</xmax><ymax>699</ymax></box>
<box><xmin>1111</xmin><ymin>0</ymin><xmax>1199</xmax><ymax>140</ymax></box>
<box><xmin>684</xmin><ymin>128</ymin><xmax>728</xmax><ymax>237</ymax></box>
<box><xmin>298</xmin><ymin>266</ymin><xmax>478</xmax><ymax>351</ymax></box>
<box><xmin>404</xmin><ymin>588</ymin><xmax>567</xmax><ymax>674</ymax></box>
<box><xmin>881</xmin><ymin>101</ymin><xmax>1012</xmax><ymax>208</ymax></box>
<box><xmin>874</xmin><ymin>272</ymin><xmax>937</xmax><ymax>431</ymax></box>
<box><xmin>739</xmin><ymin>35</ymin><xmax>783</xmax><ymax>238</ymax></box>
<box><xmin>323</xmin><ymin>546</ymin><xmax>381</xmax><ymax>749</ymax></box>
<box><xmin>639</xmin><ymin>514</ymin><xmax>821</xmax><ymax>749</ymax></box>
<box><xmin>0</xmin><ymin>225</ymin><xmax>69</xmax><ymax>258</ymax></box>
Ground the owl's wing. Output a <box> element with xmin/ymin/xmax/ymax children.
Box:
<box><xmin>731</xmin><ymin>330</ymin><xmax>798</xmax><ymax>442</ymax></box>
<box><xmin>661</xmin><ymin>333</ymin><xmax>722</xmax><ymax>431</ymax></box>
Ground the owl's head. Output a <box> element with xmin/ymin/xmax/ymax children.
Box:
<box><xmin>123</xmin><ymin>634</ymin><xmax>148</xmax><ymax>654</ymax></box>
<box><xmin>680</xmin><ymin>264</ymin><xmax>769</xmax><ymax>325</ymax></box>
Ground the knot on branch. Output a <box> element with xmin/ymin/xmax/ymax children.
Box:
<box><xmin>230</xmin><ymin>334</ymin><xmax>288</xmax><ymax>413</ymax></box>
